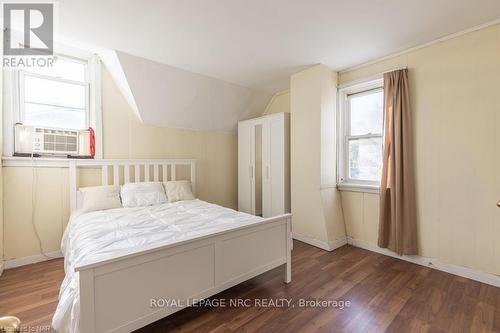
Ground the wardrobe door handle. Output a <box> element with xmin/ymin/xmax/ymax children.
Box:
<box><xmin>497</xmin><ymin>201</ymin><xmax>500</xmax><ymax>207</ymax></box>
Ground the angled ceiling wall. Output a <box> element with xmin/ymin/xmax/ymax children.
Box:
<box><xmin>101</xmin><ymin>50</ymin><xmax>272</xmax><ymax>132</ymax></box>
<box><xmin>100</xmin><ymin>50</ymin><xmax>141</xmax><ymax>121</ymax></box>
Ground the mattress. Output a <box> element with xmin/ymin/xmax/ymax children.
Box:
<box><xmin>52</xmin><ymin>199</ymin><xmax>262</xmax><ymax>333</ymax></box>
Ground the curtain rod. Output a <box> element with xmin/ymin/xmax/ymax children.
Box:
<box><xmin>337</xmin><ymin>66</ymin><xmax>408</xmax><ymax>89</ymax></box>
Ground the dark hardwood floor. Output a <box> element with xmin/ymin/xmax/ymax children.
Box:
<box><xmin>1</xmin><ymin>241</ymin><xmax>500</xmax><ymax>332</ymax></box>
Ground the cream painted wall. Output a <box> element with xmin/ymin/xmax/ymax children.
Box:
<box><xmin>290</xmin><ymin>65</ymin><xmax>346</xmax><ymax>245</ymax></box>
<box><xmin>2</xmin><ymin>66</ymin><xmax>239</xmax><ymax>261</ymax></box>
<box><xmin>264</xmin><ymin>91</ymin><xmax>290</xmax><ymax>115</ymax></box>
<box><xmin>339</xmin><ymin>23</ymin><xmax>500</xmax><ymax>275</ymax></box>
<box><xmin>3</xmin><ymin>167</ymin><xmax>70</xmax><ymax>259</ymax></box>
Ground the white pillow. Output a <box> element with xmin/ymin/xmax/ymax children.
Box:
<box><xmin>120</xmin><ymin>182</ymin><xmax>167</xmax><ymax>207</ymax></box>
<box><xmin>163</xmin><ymin>180</ymin><xmax>195</xmax><ymax>203</ymax></box>
<box><xmin>79</xmin><ymin>185</ymin><xmax>122</xmax><ymax>213</ymax></box>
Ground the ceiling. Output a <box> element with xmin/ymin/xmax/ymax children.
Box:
<box><xmin>58</xmin><ymin>0</ymin><xmax>500</xmax><ymax>93</ymax></box>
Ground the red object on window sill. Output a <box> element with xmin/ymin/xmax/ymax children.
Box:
<box><xmin>89</xmin><ymin>127</ymin><xmax>95</xmax><ymax>157</ymax></box>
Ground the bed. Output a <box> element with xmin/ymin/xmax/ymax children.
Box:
<box><xmin>52</xmin><ymin>159</ymin><xmax>292</xmax><ymax>333</ymax></box>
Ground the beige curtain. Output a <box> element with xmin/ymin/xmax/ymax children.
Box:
<box><xmin>378</xmin><ymin>69</ymin><xmax>417</xmax><ymax>255</ymax></box>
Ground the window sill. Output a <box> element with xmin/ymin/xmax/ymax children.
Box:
<box><xmin>2</xmin><ymin>156</ymin><xmax>93</xmax><ymax>168</ymax></box>
<box><xmin>337</xmin><ymin>183</ymin><xmax>380</xmax><ymax>194</ymax></box>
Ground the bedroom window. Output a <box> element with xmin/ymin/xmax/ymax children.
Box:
<box><xmin>20</xmin><ymin>56</ymin><xmax>89</xmax><ymax>130</ymax></box>
<box><xmin>338</xmin><ymin>78</ymin><xmax>384</xmax><ymax>192</ymax></box>
<box><xmin>2</xmin><ymin>46</ymin><xmax>102</xmax><ymax>158</ymax></box>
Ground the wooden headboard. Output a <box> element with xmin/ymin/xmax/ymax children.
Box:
<box><xmin>68</xmin><ymin>159</ymin><xmax>196</xmax><ymax>213</ymax></box>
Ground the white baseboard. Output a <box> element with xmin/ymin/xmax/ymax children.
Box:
<box><xmin>347</xmin><ymin>237</ymin><xmax>500</xmax><ymax>288</ymax></box>
<box><xmin>293</xmin><ymin>233</ymin><xmax>347</xmax><ymax>252</ymax></box>
<box><xmin>4</xmin><ymin>250</ymin><xmax>63</xmax><ymax>270</ymax></box>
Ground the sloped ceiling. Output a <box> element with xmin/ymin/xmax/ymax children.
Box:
<box><xmin>99</xmin><ymin>50</ymin><xmax>141</xmax><ymax>121</ymax></box>
<box><xmin>101</xmin><ymin>51</ymin><xmax>272</xmax><ymax>131</ymax></box>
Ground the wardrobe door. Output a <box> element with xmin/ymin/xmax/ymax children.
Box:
<box><xmin>238</xmin><ymin>121</ymin><xmax>254</xmax><ymax>214</ymax></box>
<box><xmin>269</xmin><ymin>113</ymin><xmax>288</xmax><ymax>216</ymax></box>
<box><xmin>254</xmin><ymin>123</ymin><xmax>264</xmax><ymax>216</ymax></box>
<box><xmin>261</xmin><ymin>120</ymin><xmax>272</xmax><ymax>217</ymax></box>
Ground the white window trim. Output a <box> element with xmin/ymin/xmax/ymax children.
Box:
<box><xmin>2</xmin><ymin>44</ymin><xmax>102</xmax><ymax>159</ymax></box>
<box><xmin>337</xmin><ymin>77</ymin><xmax>384</xmax><ymax>193</ymax></box>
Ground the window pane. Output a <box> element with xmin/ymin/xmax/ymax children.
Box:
<box><xmin>24</xmin><ymin>103</ymin><xmax>86</xmax><ymax>129</ymax></box>
<box><xmin>24</xmin><ymin>57</ymin><xmax>86</xmax><ymax>82</ymax></box>
<box><xmin>349</xmin><ymin>90</ymin><xmax>383</xmax><ymax>135</ymax></box>
<box><xmin>24</xmin><ymin>75</ymin><xmax>86</xmax><ymax>109</ymax></box>
<box><xmin>349</xmin><ymin>137</ymin><xmax>382</xmax><ymax>181</ymax></box>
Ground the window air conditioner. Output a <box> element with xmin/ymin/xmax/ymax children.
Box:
<box><xmin>14</xmin><ymin>124</ymin><xmax>92</xmax><ymax>157</ymax></box>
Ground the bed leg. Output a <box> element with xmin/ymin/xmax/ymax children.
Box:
<box><xmin>284</xmin><ymin>218</ymin><xmax>292</xmax><ymax>283</ymax></box>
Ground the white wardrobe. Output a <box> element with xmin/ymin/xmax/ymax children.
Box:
<box><xmin>238</xmin><ymin>112</ymin><xmax>290</xmax><ymax>217</ymax></box>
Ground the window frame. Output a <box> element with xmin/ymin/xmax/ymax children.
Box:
<box><xmin>337</xmin><ymin>78</ymin><xmax>384</xmax><ymax>193</ymax></box>
<box><xmin>19</xmin><ymin>67</ymin><xmax>90</xmax><ymax>130</ymax></box>
<box><xmin>2</xmin><ymin>45</ymin><xmax>102</xmax><ymax>159</ymax></box>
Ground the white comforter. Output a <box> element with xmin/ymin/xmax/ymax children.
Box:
<box><xmin>52</xmin><ymin>199</ymin><xmax>262</xmax><ymax>333</ymax></box>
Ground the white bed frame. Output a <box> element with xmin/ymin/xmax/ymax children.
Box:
<box><xmin>68</xmin><ymin>159</ymin><xmax>292</xmax><ymax>333</ymax></box>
